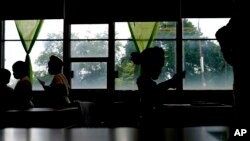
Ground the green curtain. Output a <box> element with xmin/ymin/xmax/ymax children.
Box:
<box><xmin>128</xmin><ymin>22</ymin><xmax>159</xmax><ymax>53</ymax></box>
<box><xmin>15</xmin><ymin>20</ymin><xmax>44</xmax><ymax>82</ymax></box>
<box><xmin>128</xmin><ymin>22</ymin><xmax>159</xmax><ymax>76</ymax></box>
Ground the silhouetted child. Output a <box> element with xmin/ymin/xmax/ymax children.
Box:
<box><xmin>38</xmin><ymin>55</ymin><xmax>71</xmax><ymax>108</ymax></box>
<box><xmin>131</xmin><ymin>46</ymin><xmax>185</xmax><ymax>141</ymax></box>
<box><xmin>131</xmin><ymin>46</ymin><xmax>185</xmax><ymax>126</ymax></box>
<box><xmin>0</xmin><ymin>68</ymin><xmax>14</xmax><ymax>110</ymax></box>
<box><xmin>12</xmin><ymin>61</ymin><xmax>34</xmax><ymax>109</ymax></box>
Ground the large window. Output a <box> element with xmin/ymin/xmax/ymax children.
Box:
<box><xmin>114</xmin><ymin>19</ymin><xmax>232</xmax><ymax>90</ymax></box>
<box><xmin>4</xmin><ymin>19</ymin><xmax>63</xmax><ymax>90</ymax></box>
<box><xmin>2</xmin><ymin>18</ymin><xmax>232</xmax><ymax>91</ymax></box>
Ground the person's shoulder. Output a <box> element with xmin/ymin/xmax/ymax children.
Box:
<box><xmin>17</xmin><ymin>76</ymin><xmax>32</xmax><ymax>87</ymax></box>
<box><xmin>52</xmin><ymin>73</ymin><xmax>68</xmax><ymax>85</ymax></box>
<box><xmin>22</xmin><ymin>76</ymin><xmax>32</xmax><ymax>84</ymax></box>
<box><xmin>0</xmin><ymin>85</ymin><xmax>14</xmax><ymax>94</ymax></box>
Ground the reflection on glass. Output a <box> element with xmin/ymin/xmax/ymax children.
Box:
<box><xmin>3</xmin><ymin>128</ymin><xmax>28</xmax><ymax>141</ymax></box>
<box><xmin>71</xmin><ymin>62</ymin><xmax>107</xmax><ymax>89</ymax></box>
<box><xmin>1</xmin><ymin>127</ymin><xmax>229</xmax><ymax>141</ymax></box>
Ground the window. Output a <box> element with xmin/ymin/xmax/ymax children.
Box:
<box><xmin>4</xmin><ymin>19</ymin><xmax>63</xmax><ymax>90</ymax></box>
<box><xmin>2</xmin><ymin>18</ymin><xmax>233</xmax><ymax>91</ymax></box>
<box><xmin>70</xmin><ymin>24</ymin><xmax>108</xmax><ymax>89</ymax></box>
<box><xmin>115</xmin><ymin>19</ymin><xmax>232</xmax><ymax>90</ymax></box>
<box><xmin>115</xmin><ymin>22</ymin><xmax>177</xmax><ymax>90</ymax></box>
<box><xmin>182</xmin><ymin>18</ymin><xmax>233</xmax><ymax>90</ymax></box>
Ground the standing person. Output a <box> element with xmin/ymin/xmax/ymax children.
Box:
<box><xmin>215</xmin><ymin>1</ymin><xmax>249</xmax><ymax>140</ymax></box>
<box><xmin>12</xmin><ymin>61</ymin><xmax>34</xmax><ymax>109</ymax></box>
<box><xmin>0</xmin><ymin>68</ymin><xmax>14</xmax><ymax>110</ymax></box>
<box><xmin>38</xmin><ymin>55</ymin><xmax>71</xmax><ymax>108</ymax></box>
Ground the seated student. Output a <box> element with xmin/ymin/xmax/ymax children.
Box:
<box><xmin>12</xmin><ymin>61</ymin><xmax>34</xmax><ymax>109</ymax></box>
<box><xmin>131</xmin><ymin>46</ymin><xmax>185</xmax><ymax>125</ymax></box>
<box><xmin>0</xmin><ymin>68</ymin><xmax>14</xmax><ymax>110</ymax></box>
<box><xmin>38</xmin><ymin>55</ymin><xmax>71</xmax><ymax>108</ymax></box>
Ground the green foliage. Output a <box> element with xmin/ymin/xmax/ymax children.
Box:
<box><xmin>34</xmin><ymin>32</ymin><xmax>108</xmax><ymax>87</ymax></box>
<box><xmin>116</xmin><ymin>20</ymin><xmax>233</xmax><ymax>89</ymax></box>
<box><xmin>34</xmin><ymin>21</ymin><xmax>233</xmax><ymax>90</ymax></box>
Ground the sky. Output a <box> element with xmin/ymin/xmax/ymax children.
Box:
<box><xmin>188</xmin><ymin>18</ymin><xmax>230</xmax><ymax>38</ymax></box>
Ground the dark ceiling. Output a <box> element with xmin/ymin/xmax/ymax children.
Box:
<box><xmin>0</xmin><ymin>0</ymin><xmax>237</xmax><ymax>22</ymax></box>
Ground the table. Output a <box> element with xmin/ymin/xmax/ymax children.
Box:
<box><xmin>159</xmin><ymin>104</ymin><xmax>234</xmax><ymax>127</ymax></box>
<box><xmin>0</xmin><ymin>128</ymin><xmax>139</xmax><ymax>141</ymax></box>
<box><xmin>0</xmin><ymin>127</ymin><xmax>230</xmax><ymax>141</ymax></box>
<box><xmin>1</xmin><ymin>107</ymin><xmax>79</xmax><ymax>128</ymax></box>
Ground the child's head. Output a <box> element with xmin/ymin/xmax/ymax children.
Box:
<box><xmin>131</xmin><ymin>46</ymin><xmax>165</xmax><ymax>80</ymax></box>
<box><xmin>0</xmin><ymin>68</ymin><xmax>11</xmax><ymax>85</ymax></box>
<box><xmin>48</xmin><ymin>55</ymin><xmax>63</xmax><ymax>75</ymax></box>
<box><xmin>12</xmin><ymin>61</ymin><xmax>29</xmax><ymax>79</ymax></box>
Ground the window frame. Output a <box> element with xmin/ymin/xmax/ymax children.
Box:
<box><xmin>0</xmin><ymin>19</ymin><xmax>233</xmax><ymax>93</ymax></box>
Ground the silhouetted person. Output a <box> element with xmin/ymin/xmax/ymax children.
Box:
<box><xmin>0</xmin><ymin>68</ymin><xmax>14</xmax><ymax>110</ymax></box>
<box><xmin>131</xmin><ymin>46</ymin><xmax>185</xmax><ymax>125</ymax></box>
<box><xmin>131</xmin><ymin>46</ymin><xmax>185</xmax><ymax>141</ymax></box>
<box><xmin>12</xmin><ymin>61</ymin><xmax>34</xmax><ymax>109</ymax></box>
<box><xmin>216</xmin><ymin>1</ymin><xmax>249</xmax><ymax>140</ymax></box>
<box><xmin>38</xmin><ymin>55</ymin><xmax>71</xmax><ymax>108</ymax></box>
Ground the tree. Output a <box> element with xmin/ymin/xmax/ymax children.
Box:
<box><xmin>34</xmin><ymin>20</ymin><xmax>233</xmax><ymax>90</ymax></box>
<box><xmin>116</xmin><ymin>20</ymin><xmax>233</xmax><ymax>90</ymax></box>
<box><xmin>34</xmin><ymin>32</ymin><xmax>109</xmax><ymax>89</ymax></box>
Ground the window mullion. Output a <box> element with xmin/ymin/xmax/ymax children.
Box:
<box><xmin>176</xmin><ymin>18</ymin><xmax>183</xmax><ymax>90</ymax></box>
<box><xmin>108</xmin><ymin>22</ymin><xmax>115</xmax><ymax>93</ymax></box>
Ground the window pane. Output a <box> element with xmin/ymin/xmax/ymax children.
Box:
<box><xmin>115</xmin><ymin>22</ymin><xmax>132</xmax><ymax>39</ymax></box>
<box><xmin>115</xmin><ymin>41</ymin><xmax>138</xmax><ymax>90</ymax></box>
<box><xmin>71</xmin><ymin>24</ymin><xmax>108</xmax><ymax>39</ymax></box>
<box><xmin>70</xmin><ymin>41</ymin><xmax>108</xmax><ymax>57</ymax></box>
<box><xmin>4</xmin><ymin>20</ymin><xmax>63</xmax><ymax>90</ymax></box>
<box><xmin>4</xmin><ymin>21</ymin><xmax>20</xmax><ymax>40</ymax></box>
<box><xmin>115</xmin><ymin>41</ymin><xmax>176</xmax><ymax>90</ymax></box>
<box><xmin>4</xmin><ymin>41</ymin><xmax>26</xmax><ymax>87</ymax></box>
<box><xmin>183</xmin><ymin>40</ymin><xmax>233</xmax><ymax>90</ymax></box>
<box><xmin>183</xmin><ymin>18</ymin><xmax>230</xmax><ymax>39</ymax></box>
<box><xmin>71</xmin><ymin>62</ymin><xmax>107</xmax><ymax>89</ymax></box>
<box><xmin>156</xmin><ymin>22</ymin><xmax>176</xmax><ymax>39</ymax></box>
<box><xmin>37</xmin><ymin>19</ymin><xmax>63</xmax><ymax>39</ymax></box>
<box><xmin>70</xmin><ymin>24</ymin><xmax>109</xmax><ymax>58</ymax></box>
